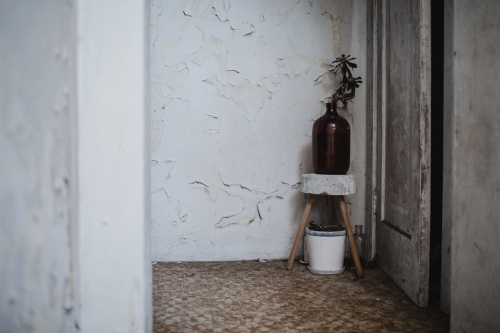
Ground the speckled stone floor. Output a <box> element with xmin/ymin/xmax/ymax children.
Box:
<box><xmin>153</xmin><ymin>260</ymin><xmax>449</xmax><ymax>333</ymax></box>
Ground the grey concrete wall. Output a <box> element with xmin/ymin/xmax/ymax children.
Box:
<box><xmin>444</xmin><ymin>0</ymin><xmax>500</xmax><ymax>330</ymax></box>
<box><xmin>0</xmin><ymin>0</ymin><xmax>79</xmax><ymax>331</ymax></box>
<box><xmin>441</xmin><ymin>0</ymin><xmax>454</xmax><ymax>314</ymax></box>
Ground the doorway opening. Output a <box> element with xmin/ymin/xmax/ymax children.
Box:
<box><xmin>429</xmin><ymin>0</ymin><xmax>445</xmax><ymax>306</ymax></box>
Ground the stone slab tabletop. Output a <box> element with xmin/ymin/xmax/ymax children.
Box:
<box><xmin>301</xmin><ymin>174</ymin><xmax>356</xmax><ymax>195</ymax></box>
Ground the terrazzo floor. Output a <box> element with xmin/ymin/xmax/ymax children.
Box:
<box><xmin>153</xmin><ymin>260</ymin><xmax>449</xmax><ymax>333</ymax></box>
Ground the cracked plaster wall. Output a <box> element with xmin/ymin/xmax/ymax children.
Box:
<box><xmin>1</xmin><ymin>1</ymin><xmax>151</xmax><ymax>331</ymax></box>
<box><xmin>0</xmin><ymin>0</ymin><xmax>79</xmax><ymax>331</ymax></box>
<box><xmin>151</xmin><ymin>0</ymin><xmax>368</xmax><ymax>261</ymax></box>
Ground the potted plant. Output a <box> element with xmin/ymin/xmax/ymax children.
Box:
<box><xmin>306</xmin><ymin>221</ymin><xmax>346</xmax><ymax>274</ymax></box>
<box><xmin>312</xmin><ymin>54</ymin><xmax>363</xmax><ymax>175</ymax></box>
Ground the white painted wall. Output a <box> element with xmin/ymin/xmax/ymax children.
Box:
<box><xmin>150</xmin><ymin>0</ymin><xmax>368</xmax><ymax>261</ymax></box>
<box><xmin>1</xmin><ymin>0</ymin><xmax>152</xmax><ymax>332</ymax></box>
<box><xmin>444</xmin><ymin>0</ymin><xmax>500</xmax><ymax>330</ymax></box>
<box><xmin>78</xmin><ymin>0</ymin><xmax>151</xmax><ymax>332</ymax></box>
<box><xmin>0</xmin><ymin>0</ymin><xmax>79</xmax><ymax>331</ymax></box>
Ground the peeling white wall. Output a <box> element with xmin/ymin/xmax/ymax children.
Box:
<box><xmin>0</xmin><ymin>0</ymin><xmax>79</xmax><ymax>331</ymax></box>
<box><xmin>1</xmin><ymin>1</ymin><xmax>152</xmax><ymax>331</ymax></box>
<box><xmin>151</xmin><ymin>0</ymin><xmax>368</xmax><ymax>261</ymax></box>
<box><xmin>78</xmin><ymin>0</ymin><xmax>151</xmax><ymax>331</ymax></box>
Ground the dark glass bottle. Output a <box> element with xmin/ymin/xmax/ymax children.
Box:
<box><xmin>312</xmin><ymin>103</ymin><xmax>350</xmax><ymax>174</ymax></box>
<box><xmin>354</xmin><ymin>225</ymin><xmax>367</xmax><ymax>267</ymax></box>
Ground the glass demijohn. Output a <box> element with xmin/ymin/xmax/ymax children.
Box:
<box><xmin>312</xmin><ymin>103</ymin><xmax>350</xmax><ymax>174</ymax></box>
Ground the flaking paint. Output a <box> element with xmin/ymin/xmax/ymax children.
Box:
<box><xmin>151</xmin><ymin>0</ymin><xmax>368</xmax><ymax>261</ymax></box>
<box><xmin>0</xmin><ymin>0</ymin><xmax>78</xmax><ymax>331</ymax></box>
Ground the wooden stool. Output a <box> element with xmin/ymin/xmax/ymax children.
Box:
<box><xmin>286</xmin><ymin>174</ymin><xmax>364</xmax><ymax>278</ymax></box>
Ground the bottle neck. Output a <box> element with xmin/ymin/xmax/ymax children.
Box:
<box><xmin>325</xmin><ymin>102</ymin><xmax>339</xmax><ymax>116</ymax></box>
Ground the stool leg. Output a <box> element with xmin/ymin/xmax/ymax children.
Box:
<box><xmin>327</xmin><ymin>196</ymin><xmax>337</xmax><ymax>224</ymax></box>
<box><xmin>338</xmin><ymin>196</ymin><xmax>364</xmax><ymax>278</ymax></box>
<box><xmin>286</xmin><ymin>194</ymin><xmax>315</xmax><ymax>270</ymax></box>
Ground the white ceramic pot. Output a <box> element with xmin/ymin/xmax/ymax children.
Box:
<box><xmin>306</xmin><ymin>227</ymin><xmax>346</xmax><ymax>274</ymax></box>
